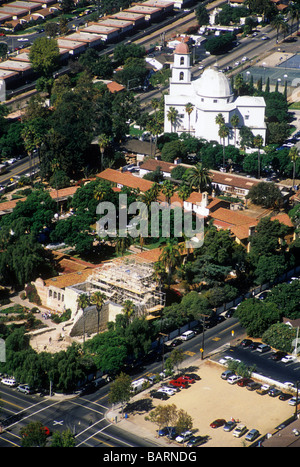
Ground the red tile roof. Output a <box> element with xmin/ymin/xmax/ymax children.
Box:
<box><xmin>106</xmin><ymin>81</ymin><xmax>125</xmax><ymax>93</ymax></box>
<box><xmin>96</xmin><ymin>168</ymin><xmax>154</xmax><ymax>193</ymax></box>
<box><xmin>139</xmin><ymin>158</ymin><xmax>176</xmax><ymax>173</ymax></box>
<box><xmin>210</xmin><ymin>207</ymin><xmax>295</xmax><ymax>240</ymax></box>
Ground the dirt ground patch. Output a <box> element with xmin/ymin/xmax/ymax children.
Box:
<box><xmin>116</xmin><ymin>359</ymin><xmax>295</xmax><ymax>447</ymax></box>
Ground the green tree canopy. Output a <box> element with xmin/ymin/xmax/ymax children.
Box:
<box><xmin>235</xmin><ymin>298</ymin><xmax>280</xmax><ymax>337</ymax></box>
<box><xmin>29</xmin><ymin>36</ymin><xmax>60</xmax><ymax>77</ymax></box>
<box><xmin>246</xmin><ymin>182</ymin><xmax>283</xmax><ymax>209</ymax></box>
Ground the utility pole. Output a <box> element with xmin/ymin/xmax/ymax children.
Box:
<box><xmin>199</xmin><ymin>314</ymin><xmax>210</xmax><ymax>360</ymax></box>
<box><xmin>295</xmin><ymin>381</ymin><xmax>299</xmax><ymax>420</ymax></box>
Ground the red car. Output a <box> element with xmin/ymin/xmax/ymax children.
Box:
<box><xmin>237</xmin><ymin>378</ymin><xmax>253</xmax><ymax>387</ymax></box>
<box><xmin>210</xmin><ymin>419</ymin><xmax>226</xmax><ymax>428</ymax></box>
<box><xmin>178</xmin><ymin>376</ymin><xmax>195</xmax><ymax>384</ymax></box>
<box><xmin>169</xmin><ymin>378</ymin><xmax>188</xmax><ymax>389</ymax></box>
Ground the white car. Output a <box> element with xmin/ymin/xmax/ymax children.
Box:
<box><xmin>289</xmin><ymin>397</ymin><xmax>298</xmax><ymax>406</ymax></box>
<box><xmin>17</xmin><ymin>38</ymin><xmax>29</xmax><ymax>41</ymax></box>
<box><xmin>281</xmin><ymin>355</ymin><xmax>297</xmax><ymax>364</ymax></box>
<box><xmin>219</xmin><ymin>356</ymin><xmax>233</xmax><ymax>365</ymax></box>
<box><xmin>242</xmin><ymin>56</ymin><xmax>248</xmax><ymax>62</ymax></box>
<box><xmin>233</xmin><ymin>424</ymin><xmax>248</xmax><ymax>438</ymax></box>
<box><xmin>227</xmin><ymin>375</ymin><xmax>242</xmax><ymax>384</ymax></box>
<box><xmin>157</xmin><ymin>387</ymin><xmax>176</xmax><ymax>396</ymax></box>
<box><xmin>260</xmin><ymin>384</ymin><xmax>270</xmax><ymax>391</ymax></box>
<box><xmin>175</xmin><ymin>430</ymin><xmax>193</xmax><ymax>443</ymax></box>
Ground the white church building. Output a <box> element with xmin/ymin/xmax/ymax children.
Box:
<box><xmin>164</xmin><ymin>41</ymin><xmax>266</xmax><ymax>146</ymax></box>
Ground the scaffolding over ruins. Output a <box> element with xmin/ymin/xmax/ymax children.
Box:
<box><xmin>85</xmin><ymin>258</ymin><xmax>165</xmax><ymax>315</ymax></box>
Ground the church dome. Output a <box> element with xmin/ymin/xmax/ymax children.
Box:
<box><xmin>174</xmin><ymin>41</ymin><xmax>190</xmax><ymax>55</ymax></box>
<box><xmin>194</xmin><ymin>67</ymin><xmax>233</xmax><ymax>99</ymax></box>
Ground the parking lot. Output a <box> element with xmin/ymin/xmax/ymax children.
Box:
<box><xmin>118</xmin><ymin>358</ymin><xmax>296</xmax><ymax>447</ymax></box>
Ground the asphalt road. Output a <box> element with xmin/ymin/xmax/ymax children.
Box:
<box><xmin>0</xmin><ymin>316</ymin><xmax>244</xmax><ymax>447</ymax></box>
<box><xmin>0</xmin><ymin>155</ymin><xmax>39</xmax><ymax>186</ymax></box>
<box><xmin>0</xmin><ymin>314</ymin><xmax>298</xmax><ymax>447</ymax></box>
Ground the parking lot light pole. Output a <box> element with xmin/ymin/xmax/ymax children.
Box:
<box><xmin>159</xmin><ymin>332</ymin><xmax>168</xmax><ymax>372</ymax></box>
<box><xmin>295</xmin><ymin>381</ymin><xmax>299</xmax><ymax>419</ymax></box>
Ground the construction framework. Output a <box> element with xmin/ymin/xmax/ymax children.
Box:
<box><xmin>86</xmin><ymin>258</ymin><xmax>165</xmax><ymax>315</ymax></box>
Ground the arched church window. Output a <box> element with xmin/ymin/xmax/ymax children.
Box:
<box><xmin>180</xmin><ymin>57</ymin><xmax>184</xmax><ymax>65</ymax></box>
<box><xmin>179</xmin><ymin>71</ymin><xmax>184</xmax><ymax>81</ymax></box>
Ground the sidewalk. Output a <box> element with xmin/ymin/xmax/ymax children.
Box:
<box><xmin>105</xmin><ymin>404</ymin><xmax>174</xmax><ymax>448</ymax></box>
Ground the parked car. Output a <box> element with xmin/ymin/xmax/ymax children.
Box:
<box><xmin>157</xmin><ymin>387</ymin><xmax>176</xmax><ymax>396</ymax></box>
<box><xmin>256</xmin><ymin>384</ymin><xmax>270</xmax><ymax>395</ymax></box>
<box><xmin>219</xmin><ymin>356</ymin><xmax>234</xmax><ymax>365</ymax></box>
<box><xmin>225</xmin><ymin>307</ymin><xmax>236</xmax><ymax>318</ymax></box>
<box><xmin>281</xmin><ymin>355</ymin><xmax>297</xmax><ymax>364</ymax></box>
<box><xmin>1</xmin><ymin>378</ymin><xmax>17</xmax><ymax>387</ymax></box>
<box><xmin>175</xmin><ymin>430</ymin><xmax>193</xmax><ymax>443</ymax></box>
<box><xmin>223</xmin><ymin>420</ymin><xmax>237</xmax><ymax>432</ymax></box>
<box><xmin>17</xmin><ymin>384</ymin><xmax>34</xmax><ymax>394</ymax></box>
<box><xmin>279</xmin><ymin>392</ymin><xmax>292</xmax><ymax>401</ymax></box>
<box><xmin>150</xmin><ymin>391</ymin><xmax>169</xmax><ymax>400</ymax></box>
<box><xmin>178</xmin><ymin>375</ymin><xmax>195</xmax><ymax>384</ymax></box>
<box><xmin>233</xmin><ymin>424</ymin><xmax>248</xmax><ymax>438</ymax></box>
<box><xmin>271</xmin><ymin>351</ymin><xmax>287</xmax><ymax>361</ymax></box>
<box><xmin>237</xmin><ymin>378</ymin><xmax>253</xmax><ymax>387</ymax></box>
<box><xmin>210</xmin><ymin>419</ymin><xmax>226</xmax><ymax>428</ymax></box>
<box><xmin>227</xmin><ymin>375</ymin><xmax>242</xmax><ymax>384</ymax></box>
<box><xmin>289</xmin><ymin>396</ymin><xmax>299</xmax><ymax>406</ymax></box>
<box><xmin>169</xmin><ymin>378</ymin><xmax>188</xmax><ymax>389</ymax></box>
<box><xmin>180</xmin><ymin>330</ymin><xmax>196</xmax><ymax>341</ymax></box>
<box><xmin>170</xmin><ymin>338</ymin><xmax>182</xmax><ymax>347</ymax></box>
<box><xmin>186</xmin><ymin>435</ymin><xmax>206</xmax><ymax>447</ymax></box>
<box><xmin>249</xmin><ymin>341</ymin><xmax>260</xmax><ymax>350</ymax></box>
<box><xmin>221</xmin><ymin>370</ymin><xmax>235</xmax><ymax>380</ymax></box>
<box><xmin>158</xmin><ymin>426</ymin><xmax>176</xmax><ymax>437</ymax></box>
<box><xmin>240</xmin><ymin>339</ymin><xmax>253</xmax><ymax>347</ymax></box>
<box><xmin>245</xmin><ymin>428</ymin><xmax>260</xmax><ymax>442</ymax></box>
<box><xmin>246</xmin><ymin>381</ymin><xmax>261</xmax><ymax>391</ymax></box>
<box><xmin>256</xmin><ymin>344</ymin><xmax>271</xmax><ymax>353</ymax></box>
<box><xmin>184</xmin><ymin>373</ymin><xmax>200</xmax><ymax>381</ymax></box>
<box><xmin>268</xmin><ymin>387</ymin><xmax>282</xmax><ymax>397</ymax></box>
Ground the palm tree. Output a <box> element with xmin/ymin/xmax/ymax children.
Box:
<box><xmin>149</xmin><ymin>182</ymin><xmax>161</xmax><ymax>202</ymax></box>
<box><xmin>167</xmin><ymin>106</ymin><xmax>179</xmax><ymax>133</ymax></box>
<box><xmin>215</xmin><ymin>112</ymin><xmax>225</xmax><ymax>128</ymax></box>
<box><xmin>289</xmin><ymin>145</ymin><xmax>299</xmax><ymax>188</ymax></box>
<box><xmin>138</xmin><ymin>190</ymin><xmax>155</xmax><ymax>209</ymax></box>
<box><xmin>161</xmin><ymin>179</ymin><xmax>175</xmax><ymax>203</ymax></box>
<box><xmin>185</xmin><ymin>162</ymin><xmax>212</xmax><ymax>193</ymax></box>
<box><xmin>115</xmin><ymin>235</ymin><xmax>132</xmax><ymax>256</ymax></box>
<box><xmin>21</xmin><ymin>124</ymin><xmax>39</xmax><ymax>184</ymax></box>
<box><xmin>90</xmin><ymin>291</ymin><xmax>106</xmax><ymax>333</ymax></box>
<box><xmin>230</xmin><ymin>114</ymin><xmax>239</xmax><ymax>146</ymax></box>
<box><xmin>98</xmin><ymin>133</ymin><xmax>110</xmax><ymax>171</ymax></box>
<box><xmin>185</xmin><ymin>102</ymin><xmax>194</xmax><ymax>134</ymax></box>
<box><xmin>94</xmin><ymin>181</ymin><xmax>110</xmax><ymax>202</ymax></box>
<box><xmin>76</xmin><ymin>293</ymin><xmax>90</xmax><ymax>347</ymax></box>
<box><xmin>289</xmin><ymin>3</ymin><xmax>300</xmax><ymax>33</ymax></box>
<box><xmin>271</xmin><ymin>14</ymin><xmax>289</xmax><ymax>42</ymax></box>
<box><xmin>253</xmin><ymin>134</ymin><xmax>264</xmax><ymax>179</ymax></box>
<box><xmin>122</xmin><ymin>299</ymin><xmax>135</xmax><ymax>324</ymax></box>
<box><xmin>218</xmin><ymin>124</ymin><xmax>229</xmax><ymax>168</ymax></box>
<box><xmin>177</xmin><ymin>183</ymin><xmax>192</xmax><ymax>202</ymax></box>
<box><xmin>159</xmin><ymin>238</ymin><xmax>184</xmax><ymax>287</ymax></box>
<box><xmin>234</xmin><ymin>73</ymin><xmax>244</xmax><ymax>96</ymax></box>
